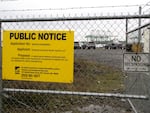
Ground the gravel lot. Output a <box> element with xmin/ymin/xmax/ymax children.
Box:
<box><xmin>75</xmin><ymin>48</ymin><xmax>150</xmax><ymax>113</ymax></box>
<box><xmin>73</xmin><ymin>48</ymin><xmax>134</xmax><ymax>113</ymax></box>
<box><xmin>75</xmin><ymin>48</ymin><xmax>124</xmax><ymax>69</ymax></box>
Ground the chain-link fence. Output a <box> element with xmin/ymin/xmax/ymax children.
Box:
<box><xmin>0</xmin><ymin>4</ymin><xmax>150</xmax><ymax>113</ymax></box>
<box><xmin>124</xmin><ymin>4</ymin><xmax>150</xmax><ymax>113</ymax></box>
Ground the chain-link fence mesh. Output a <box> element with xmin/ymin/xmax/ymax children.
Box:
<box><xmin>125</xmin><ymin>12</ymin><xmax>150</xmax><ymax>113</ymax></box>
<box><xmin>0</xmin><ymin>4</ymin><xmax>150</xmax><ymax>113</ymax></box>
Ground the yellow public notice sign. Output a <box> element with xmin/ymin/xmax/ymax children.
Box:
<box><xmin>2</xmin><ymin>30</ymin><xmax>74</xmax><ymax>83</ymax></box>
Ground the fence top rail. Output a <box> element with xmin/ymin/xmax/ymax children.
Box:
<box><xmin>0</xmin><ymin>14</ymin><xmax>150</xmax><ymax>22</ymax></box>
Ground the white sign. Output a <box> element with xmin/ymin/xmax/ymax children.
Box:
<box><xmin>123</xmin><ymin>53</ymin><xmax>149</xmax><ymax>72</ymax></box>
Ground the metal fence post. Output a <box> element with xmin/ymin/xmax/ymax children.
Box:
<box><xmin>138</xmin><ymin>6</ymin><xmax>142</xmax><ymax>43</ymax></box>
<box><xmin>126</xmin><ymin>19</ymin><xmax>128</xmax><ymax>44</ymax></box>
<box><xmin>0</xmin><ymin>21</ymin><xmax>2</xmax><ymax>113</ymax></box>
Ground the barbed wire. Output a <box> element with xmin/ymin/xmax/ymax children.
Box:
<box><xmin>141</xmin><ymin>1</ymin><xmax>150</xmax><ymax>8</ymax></box>
<box><xmin>0</xmin><ymin>4</ymin><xmax>146</xmax><ymax>12</ymax></box>
<box><xmin>0</xmin><ymin>0</ymin><xmax>17</xmax><ymax>1</ymax></box>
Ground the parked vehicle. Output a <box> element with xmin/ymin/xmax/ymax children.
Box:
<box><xmin>74</xmin><ymin>42</ymin><xmax>81</xmax><ymax>49</ymax></box>
<box><xmin>105</xmin><ymin>43</ymin><xmax>117</xmax><ymax>49</ymax></box>
<box><xmin>126</xmin><ymin>44</ymin><xmax>132</xmax><ymax>52</ymax></box>
<box><xmin>105</xmin><ymin>43</ymin><xmax>125</xmax><ymax>49</ymax></box>
<box><xmin>81</xmin><ymin>42</ymin><xmax>87</xmax><ymax>49</ymax></box>
<box><xmin>87</xmin><ymin>42</ymin><xmax>96</xmax><ymax>49</ymax></box>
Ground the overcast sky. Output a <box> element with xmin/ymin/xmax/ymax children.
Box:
<box><xmin>0</xmin><ymin>0</ymin><xmax>149</xmax><ymax>42</ymax></box>
<box><xmin>0</xmin><ymin>0</ymin><xmax>149</xmax><ymax>19</ymax></box>
<box><xmin>0</xmin><ymin>0</ymin><xmax>150</xmax><ymax>10</ymax></box>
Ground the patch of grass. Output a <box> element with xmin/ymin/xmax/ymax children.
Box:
<box><xmin>73</xmin><ymin>58</ymin><xmax>124</xmax><ymax>92</ymax></box>
<box><xmin>4</xmin><ymin>58</ymin><xmax>125</xmax><ymax>112</ymax></box>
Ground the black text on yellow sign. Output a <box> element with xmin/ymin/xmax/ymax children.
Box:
<box><xmin>9</xmin><ymin>32</ymin><xmax>67</xmax><ymax>40</ymax></box>
<box><xmin>2</xmin><ymin>30</ymin><xmax>74</xmax><ymax>83</ymax></box>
